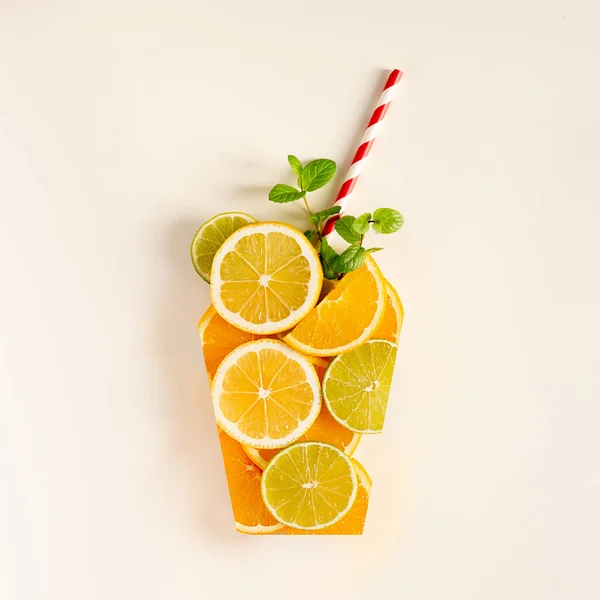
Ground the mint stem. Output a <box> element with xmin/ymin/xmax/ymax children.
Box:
<box><xmin>302</xmin><ymin>196</ymin><xmax>313</xmax><ymax>217</ymax></box>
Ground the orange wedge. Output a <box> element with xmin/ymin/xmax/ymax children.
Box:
<box><xmin>284</xmin><ymin>255</ymin><xmax>386</xmax><ymax>356</ymax></box>
<box><xmin>372</xmin><ymin>280</ymin><xmax>404</xmax><ymax>343</ymax></box>
<box><xmin>277</xmin><ymin>458</ymin><xmax>372</xmax><ymax>535</ymax></box>
<box><xmin>198</xmin><ymin>305</ymin><xmax>264</xmax><ymax>383</ymax></box>
<box><xmin>211</xmin><ymin>339</ymin><xmax>321</xmax><ymax>448</ymax></box>
<box><xmin>217</xmin><ymin>429</ymin><xmax>283</xmax><ymax>534</ymax></box>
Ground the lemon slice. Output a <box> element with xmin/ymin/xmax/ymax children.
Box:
<box><xmin>211</xmin><ymin>339</ymin><xmax>321</xmax><ymax>448</ymax></box>
<box><xmin>191</xmin><ymin>212</ymin><xmax>257</xmax><ymax>282</ymax></box>
<box><xmin>322</xmin><ymin>339</ymin><xmax>397</xmax><ymax>433</ymax></box>
<box><xmin>261</xmin><ymin>441</ymin><xmax>358</xmax><ymax>530</ymax></box>
<box><xmin>210</xmin><ymin>222</ymin><xmax>323</xmax><ymax>335</ymax></box>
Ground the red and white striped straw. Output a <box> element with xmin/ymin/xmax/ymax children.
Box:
<box><xmin>322</xmin><ymin>68</ymin><xmax>403</xmax><ymax>238</ymax></box>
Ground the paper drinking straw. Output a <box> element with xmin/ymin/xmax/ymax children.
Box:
<box><xmin>322</xmin><ymin>69</ymin><xmax>403</xmax><ymax>238</ymax></box>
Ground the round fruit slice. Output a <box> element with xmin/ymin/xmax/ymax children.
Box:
<box><xmin>261</xmin><ymin>441</ymin><xmax>358</xmax><ymax>530</ymax></box>
<box><xmin>191</xmin><ymin>212</ymin><xmax>257</xmax><ymax>282</ymax></box>
<box><xmin>217</xmin><ymin>428</ymin><xmax>283</xmax><ymax>534</ymax></box>
<box><xmin>372</xmin><ymin>280</ymin><xmax>404</xmax><ymax>343</ymax></box>
<box><xmin>280</xmin><ymin>458</ymin><xmax>372</xmax><ymax>535</ymax></box>
<box><xmin>210</xmin><ymin>222</ymin><xmax>323</xmax><ymax>335</ymax></box>
<box><xmin>198</xmin><ymin>305</ymin><xmax>264</xmax><ymax>383</ymax></box>
<box><xmin>242</xmin><ymin>404</ymin><xmax>361</xmax><ymax>470</ymax></box>
<box><xmin>211</xmin><ymin>339</ymin><xmax>321</xmax><ymax>448</ymax></box>
<box><xmin>323</xmin><ymin>339</ymin><xmax>397</xmax><ymax>433</ymax></box>
<box><xmin>284</xmin><ymin>255</ymin><xmax>386</xmax><ymax>356</ymax></box>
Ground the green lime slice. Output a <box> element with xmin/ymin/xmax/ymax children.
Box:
<box><xmin>261</xmin><ymin>441</ymin><xmax>358</xmax><ymax>530</ymax></box>
<box><xmin>190</xmin><ymin>212</ymin><xmax>257</xmax><ymax>282</ymax></box>
<box><xmin>322</xmin><ymin>339</ymin><xmax>397</xmax><ymax>433</ymax></box>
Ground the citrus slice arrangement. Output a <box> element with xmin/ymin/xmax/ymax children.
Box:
<box><xmin>193</xmin><ymin>68</ymin><xmax>406</xmax><ymax>534</ymax></box>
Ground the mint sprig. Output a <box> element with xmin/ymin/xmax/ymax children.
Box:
<box><xmin>268</xmin><ymin>155</ymin><xmax>404</xmax><ymax>279</ymax></box>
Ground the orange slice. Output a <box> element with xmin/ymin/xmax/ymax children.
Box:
<box><xmin>211</xmin><ymin>339</ymin><xmax>321</xmax><ymax>448</ymax></box>
<box><xmin>217</xmin><ymin>428</ymin><xmax>283</xmax><ymax>534</ymax></box>
<box><xmin>198</xmin><ymin>305</ymin><xmax>264</xmax><ymax>383</ymax></box>
<box><xmin>372</xmin><ymin>280</ymin><xmax>404</xmax><ymax>343</ymax></box>
<box><xmin>278</xmin><ymin>458</ymin><xmax>372</xmax><ymax>535</ymax></box>
<box><xmin>284</xmin><ymin>255</ymin><xmax>386</xmax><ymax>356</ymax></box>
<box><xmin>242</xmin><ymin>403</ymin><xmax>361</xmax><ymax>470</ymax></box>
<box><xmin>210</xmin><ymin>222</ymin><xmax>323</xmax><ymax>335</ymax></box>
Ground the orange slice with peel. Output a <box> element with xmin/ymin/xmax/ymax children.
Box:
<box><xmin>372</xmin><ymin>280</ymin><xmax>404</xmax><ymax>343</ymax></box>
<box><xmin>242</xmin><ymin>403</ymin><xmax>361</xmax><ymax>470</ymax></box>
<box><xmin>198</xmin><ymin>305</ymin><xmax>265</xmax><ymax>383</ymax></box>
<box><xmin>284</xmin><ymin>255</ymin><xmax>386</xmax><ymax>356</ymax></box>
<box><xmin>211</xmin><ymin>339</ymin><xmax>321</xmax><ymax>448</ymax></box>
<box><xmin>217</xmin><ymin>428</ymin><xmax>283</xmax><ymax>534</ymax></box>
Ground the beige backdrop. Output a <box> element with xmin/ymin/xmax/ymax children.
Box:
<box><xmin>1</xmin><ymin>1</ymin><xmax>599</xmax><ymax>599</ymax></box>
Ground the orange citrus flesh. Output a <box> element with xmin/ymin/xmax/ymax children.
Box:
<box><xmin>284</xmin><ymin>256</ymin><xmax>386</xmax><ymax>356</ymax></box>
<box><xmin>217</xmin><ymin>429</ymin><xmax>283</xmax><ymax>534</ymax></box>
<box><xmin>242</xmin><ymin>403</ymin><xmax>361</xmax><ymax>470</ymax></box>
<box><xmin>372</xmin><ymin>280</ymin><xmax>404</xmax><ymax>343</ymax></box>
<box><xmin>198</xmin><ymin>305</ymin><xmax>264</xmax><ymax>383</ymax></box>
<box><xmin>275</xmin><ymin>458</ymin><xmax>371</xmax><ymax>535</ymax></box>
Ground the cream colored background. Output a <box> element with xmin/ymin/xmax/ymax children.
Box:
<box><xmin>1</xmin><ymin>1</ymin><xmax>599</xmax><ymax>599</ymax></box>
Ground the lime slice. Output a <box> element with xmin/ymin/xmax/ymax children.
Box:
<box><xmin>190</xmin><ymin>212</ymin><xmax>257</xmax><ymax>282</ymax></box>
<box><xmin>322</xmin><ymin>339</ymin><xmax>397</xmax><ymax>433</ymax></box>
<box><xmin>261</xmin><ymin>441</ymin><xmax>358</xmax><ymax>530</ymax></box>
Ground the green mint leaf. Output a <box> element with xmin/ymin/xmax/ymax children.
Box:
<box><xmin>288</xmin><ymin>155</ymin><xmax>303</xmax><ymax>176</ymax></box>
<box><xmin>353</xmin><ymin>213</ymin><xmax>372</xmax><ymax>235</ymax></box>
<box><xmin>334</xmin><ymin>244</ymin><xmax>366</xmax><ymax>274</ymax></box>
<box><xmin>269</xmin><ymin>184</ymin><xmax>306</xmax><ymax>203</ymax></box>
<box><xmin>372</xmin><ymin>208</ymin><xmax>404</xmax><ymax>233</ymax></box>
<box><xmin>308</xmin><ymin>205</ymin><xmax>341</xmax><ymax>225</ymax></box>
<box><xmin>367</xmin><ymin>247</ymin><xmax>384</xmax><ymax>253</ymax></box>
<box><xmin>299</xmin><ymin>159</ymin><xmax>336</xmax><ymax>192</ymax></box>
<box><xmin>334</xmin><ymin>216</ymin><xmax>361</xmax><ymax>244</ymax></box>
<box><xmin>303</xmin><ymin>229</ymin><xmax>316</xmax><ymax>241</ymax></box>
<box><xmin>319</xmin><ymin>237</ymin><xmax>340</xmax><ymax>280</ymax></box>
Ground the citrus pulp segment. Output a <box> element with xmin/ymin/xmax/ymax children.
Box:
<box><xmin>323</xmin><ymin>338</ymin><xmax>397</xmax><ymax>433</ymax></box>
<box><xmin>284</xmin><ymin>255</ymin><xmax>386</xmax><ymax>356</ymax></box>
<box><xmin>242</xmin><ymin>404</ymin><xmax>361</xmax><ymax>470</ymax></box>
<box><xmin>261</xmin><ymin>441</ymin><xmax>358</xmax><ymax>530</ymax></box>
<box><xmin>191</xmin><ymin>212</ymin><xmax>257</xmax><ymax>282</ymax></box>
<box><xmin>372</xmin><ymin>280</ymin><xmax>404</xmax><ymax>343</ymax></box>
<box><xmin>210</xmin><ymin>222</ymin><xmax>323</xmax><ymax>335</ymax></box>
<box><xmin>198</xmin><ymin>305</ymin><xmax>265</xmax><ymax>383</ymax></box>
<box><xmin>211</xmin><ymin>339</ymin><xmax>321</xmax><ymax>449</ymax></box>
<box><xmin>217</xmin><ymin>428</ymin><xmax>283</xmax><ymax>534</ymax></box>
<box><xmin>279</xmin><ymin>458</ymin><xmax>371</xmax><ymax>535</ymax></box>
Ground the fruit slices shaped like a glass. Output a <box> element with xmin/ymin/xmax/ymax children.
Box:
<box><xmin>198</xmin><ymin>221</ymin><xmax>403</xmax><ymax>534</ymax></box>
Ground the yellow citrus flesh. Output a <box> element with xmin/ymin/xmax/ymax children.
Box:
<box><xmin>261</xmin><ymin>442</ymin><xmax>358</xmax><ymax>530</ymax></box>
<box><xmin>211</xmin><ymin>339</ymin><xmax>321</xmax><ymax>448</ymax></box>
<box><xmin>217</xmin><ymin>429</ymin><xmax>283</xmax><ymax>534</ymax></box>
<box><xmin>278</xmin><ymin>458</ymin><xmax>371</xmax><ymax>535</ymax></box>
<box><xmin>372</xmin><ymin>280</ymin><xmax>404</xmax><ymax>343</ymax></box>
<box><xmin>210</xmin><ymin>222</ymin><xmax>323</xmax><ymax>335</ymax></box>
<box><xmin>284</xmin><ymin>255</ymin><xmax>386</xmax><ymax>356</ymax></box>
<box><xmin>198</xmin><ymin>305</ymin><xmax>265</xmax><ymax>383</ymax></box>
<box><xmin>323</xmin><ymin>339</ymin><xmax>398</xmax><ymax>433</ymax></box>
